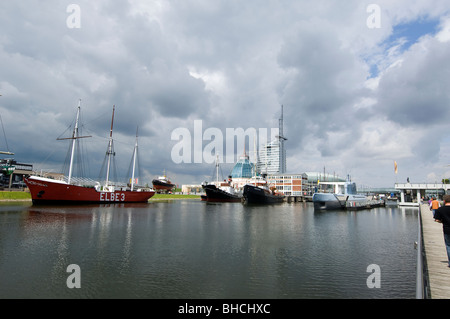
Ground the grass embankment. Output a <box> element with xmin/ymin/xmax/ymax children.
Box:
<box><xmin>0</xmin><ymin>191</ymin><xmax>32</xmax><ymax>200</ymax></box>
<box><xmin>0</xmin><ymin>191</ymin><xmax>200</xmax><ymax>201</ymax></box>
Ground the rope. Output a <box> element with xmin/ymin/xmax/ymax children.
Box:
<box><xmin>0</xmin><ymin>113</ymin><xmax>11</xmax><ymax>152</ymax></box>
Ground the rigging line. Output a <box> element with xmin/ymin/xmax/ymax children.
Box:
<box><xmin>81</xmin><ymin>124</ymin><xmax>133</xmax><ymax>146</ymax></box>
<box><xmin>56</xmin><ymin>108</ymin><xmax>78</xmax><ymax>140</ymax></box>
<box><xmin>35</xmin><ymin>146</ymin><xmax>60</xmax><ymax>173</ymax></box>
<box><xmin>0</xmin><ymin>113</ymin><xmax>11</xmax><ymax>152</ymax></box>
<box><xmin>56</xmin><ymin>124</ymin><xmax>74</xmax><ymax>140</ymax></box>
<box><xmin>83</xmin><ymin>109</ymin><xmax>111</xmax><ymax>127</ymax></box>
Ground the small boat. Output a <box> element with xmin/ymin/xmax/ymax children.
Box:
<box><xmin>242</xmin><ymin>175</ymin><xmax>284</xmax><ymax>205</ymax></box>
<box><xmin>312</xmin><ymin>177</ymin><xmax>368</xmax><ymax>210</ymax></box>
<box><xmin>24</xmin><ymin>101</ymin><xmax>155</xmax><ymax>204</ymax></box>
<box><xmin>202</xmin><ymin>155</ymin><xmax>242</xmax><ymax>202</ymax></box>
<box><xmin>152</xmin><ymin>171</ymin><xmax>175</xmax><ymax>193</ymax></box>
<box><xmin>384</xmin><ymin>196</ymin><xmax>399</xmax><ymax>207</ymax></box>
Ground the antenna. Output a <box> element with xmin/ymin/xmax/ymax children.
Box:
<box><xmin>275</xmin><ymin>104</ymin><xmax>287</xmax><ymax>173</ymax></box>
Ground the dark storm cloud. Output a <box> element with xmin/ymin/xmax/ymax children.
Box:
<box><xmin>2</xmin><ymin>0</ymin><xmax>450</xmax><ymax>187</ymax></box>
<box><xmin>277</xmin><ymin>20</ymin><xmax>370</xmax><ymax>155</ymax></box>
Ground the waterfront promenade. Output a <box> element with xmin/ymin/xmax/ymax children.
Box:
<box><xmin>420</xmin><ymin>203</ymin><xmax>450</xmax><ymax>298</ymax></box>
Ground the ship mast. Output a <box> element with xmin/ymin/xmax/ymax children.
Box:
<box><xmin>105</xmin><ymin>105</ymin><xmax>115</xmax><ymax>186</ymax></box>
<box><xmin>215</xmin><ymin>153</ymin><xmax>219</xmax><ymax>184</ymax></box>
<box><xmin>130</xmin><ymin>127</ymin><xmax>138</xmax><ymax>191</ymax></box>
<box><xmin>68</xmin><ymin>103</ymin><xmax>81</xmax><ymax>184</ymax></box>
<box><xmin>57</xmin><ymin>99</ymin><xmax>91</xmax><ymax>184</ymax></box>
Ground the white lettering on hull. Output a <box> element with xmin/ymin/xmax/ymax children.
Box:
<box><xmin>99</xmin><ymin>192</ymin><xmax>126</xmax><ymax>202</ymax></box>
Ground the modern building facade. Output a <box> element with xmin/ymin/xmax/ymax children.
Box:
<box><xmin>0</xmin><ymin>158</ymin><xmax>33</xmax><ymax>190</ymax></box>
<box><xmin>230</xmin><ymin>151</ymin><xmax>255</xmax><ymax>179</ymax></box>
<box><xmin>266</xmin><ymin>173</ymin><xmax>307</xmax><ymax>196</ymax></box>
<box><xmin>265</xmin><ymin>172</ymin><xmax>348</xmax><ymax>197</ymax></box>
<box><xmin>257</xmin><ymin>138</ymin><xmax>283</xmax><ymax>175</ymax></box>
<box><xmin>229</xmin><ymin>151</ymin><xmax>257</xmax><ymax>190</ymax></box>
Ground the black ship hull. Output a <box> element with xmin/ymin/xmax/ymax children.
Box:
<box><xmin>202</xmin><ymin>184</ymin><xmax>242</xmax><ymax>202</ymax></box>
<box><xmin>152</xmin><ymin>179</ymin><xmax>175</xmax><ymax>192</ymax></box>
<box><xmin>243</xmin><ymin>184</ymin><xmax>284</xmax><ymax>205</ymax></box>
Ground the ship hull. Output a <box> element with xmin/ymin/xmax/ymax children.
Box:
<box><xmin>25</xmin><ymin>176</ymin><xmax>155</xmax><ymax>204</ymax></box>
<box><xmin>243</xmin><ymin>184</ymin><xmax>284</xmax><ymax>205</ymax></box>
<box><xmin>312</xmin><ymin>193</ymin><xmax>344</xmax><ymax>210</ymax></box>
<box><xmin>312</xmin><ymin>193</ymin><xmax>368</xmax><ymax>210</ymax></box>
<box><xmin>202</xmin><ymin>184</ymin><xmax>242</xmax><ymax>203</ymax></box>
<box><xmin>152</xmin><ymin>179</ymin><xmax>175</xmax><ymax>191</ymax></box>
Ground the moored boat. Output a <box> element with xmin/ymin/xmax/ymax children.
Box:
<box><xmin>312</xmin><ymin>178</ymin><xmax>368</xmax><ymax>210</ymax></box>
<box><xmin>202</xmin><ymin>154</ymin><xmax>243</xmax><ymax>203</ymax></box>
<box><xmin>24</xmin><ymin>101</ymin><xmax>155</xmax><ymax>204</ymax></box>
<box><xmin>152</xmin><ymin>172</ymin><xmax>175</xmax><ymax>193</ymax></box>
<box><xmin>384</xmin><ymin>196</ymin><xmax>399</xmax><ymax>207</ymax></box>
<box><xmin>202</xmin><ymin>182</ymin><xmax>242</xmax><ymax>203</ymax></box>
<box><xmin>242</xmin><ymin>176</ymin><xmax>284</xmax><ymax>205</ymax></box>
<box><xmin>25</xmin><ymin>176</ymin><xmax>154</xmax><ymax>204</ymax></box>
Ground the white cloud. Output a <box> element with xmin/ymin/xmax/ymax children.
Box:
<box><xmin>437</xmin><ymin>16</ymin><xmax>450</xmax><ymax>42</ymax></box>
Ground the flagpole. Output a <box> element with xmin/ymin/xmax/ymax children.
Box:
<box><xmin>394</xmin><ymin>161</ymin><xmax>398</xmax><ymax>185</ymax></box>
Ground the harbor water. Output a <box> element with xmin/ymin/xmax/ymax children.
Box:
<box><xmin>0</xmin><ymin>199</ymin><xmax>418</xmax><ymax>299</ymax></box>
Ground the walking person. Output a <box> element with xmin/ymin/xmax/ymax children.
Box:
<box><xmin>430</xmin><ymin>197</ymin><xmax>440</xmax><ymax>218</ymax></box>
<box><xmin>434</xmin><ymin>195</ymin><xmax>450</xmax><ymax>267</ymax></box>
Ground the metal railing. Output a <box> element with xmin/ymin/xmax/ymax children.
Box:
<box><xmin>416</xmin><ymin>204</ymin><xmax>430</xmax><ymax>299</ymax></box>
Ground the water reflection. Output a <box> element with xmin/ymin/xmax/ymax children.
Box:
<box><xmin>0</xmin><ymin>201</ymin><xmax>418</xmax><ymax>298</ymax></box>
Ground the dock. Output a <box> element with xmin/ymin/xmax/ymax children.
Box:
<box><xmin>284</xmin><ymin>195</ymin><xmax>385</xmax><ymax>210</ymax></box>
<box><xmin>395</xmin><ymin>183</ymin><xmax>450</xmax><ymax>207</ymax></box>
<box><xmin>420</xmin><ymin>203</ymin><xmax>450</xmax><ymax>298</ymax></box>
<box><xmin>345</xmin><ymin>198</ymin><xmax>385</xmax><ymax>210</ymax></box>
<box><xmin>285</xmin><ymin>195</ymin><xmax>306</xmax><ymax>203</ymax></box>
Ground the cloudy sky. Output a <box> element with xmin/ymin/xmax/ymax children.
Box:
<box><xmin>1</xmin><ymin>0</ymin><xmax>450</xmax><ymax>188</ymax></box>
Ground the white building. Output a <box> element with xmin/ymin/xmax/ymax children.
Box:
<box><xmin>257</xmin><ymin>105</ymin><xmax>287</xmax><ymax>175</ymax></box>
<box><xmin>257</xmin><ymin>138</ymin><xmax>286</xmax><ymax>175</ymax></box>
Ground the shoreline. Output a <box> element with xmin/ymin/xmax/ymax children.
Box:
<box><xmin>0</xmin><ymin>191</ymin><xmax>201</xmax><ymax>202</ymax></box>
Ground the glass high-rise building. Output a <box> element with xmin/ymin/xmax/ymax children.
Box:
<box><xmin>257</xmin><ymin>138</ymin><xmax>285</xmax><ymax>175</ymax></box>
<box><xmin>257</xmin><ymin>104</ymin><xmax>287</xmax><ymax>175</ymax></box>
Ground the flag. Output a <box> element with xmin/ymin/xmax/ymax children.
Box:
<box><xmin>394</xmin><ymin>161</ymin><xmax>398</xmax><ymax>174</ymax></box>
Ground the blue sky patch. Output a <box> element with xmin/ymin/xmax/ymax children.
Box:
<box><xmin>387</xmin><ymin>18</ymin><xmax>440</xmax><ymax>50</ymax></box>
<box><xmin>366</xmin><ymin>18</ymin><xmax>441</xmax><ymax>78</ymax></box>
